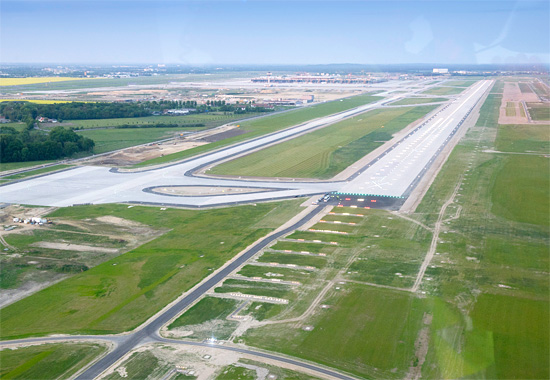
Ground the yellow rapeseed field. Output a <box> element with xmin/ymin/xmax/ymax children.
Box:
<box><xmin>0</xmin><ymin>77</ymin><xmax>89</xmax><ymax>86</ymax></box>
<box><xmin>0</xmin><ymin>99</ymin><xmax>73</xmax><ymax>104</ymax></box>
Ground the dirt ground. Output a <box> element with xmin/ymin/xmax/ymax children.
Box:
<box><xmin>84</xmin><ymin>125</ymin><xmax>246</xmax><ymax>167</ymax></box>
<box><xmin>498</xmin><ymin>81</ymin><xmax>540</xmax><ymax>124</ymax></box>
<box><xmin>84</xmin><ymin>140</ymin><xmax>207</xmax><ymax>166</ymax></box>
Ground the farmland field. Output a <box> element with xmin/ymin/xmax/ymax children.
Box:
<box><xmin>0</xmin><ymin>199</ymin><xmax>303</xmax><ymax>339</ymax></box>
<box><xmin>135</xmin><ymin>94</ymin><xmax>382</xmax><ymax>167</ymax></box>
<box><xmin>0</xmin><ymin>343</ymin><xmax>106</xmax><ymax>379</ymax></box>
<box><xmin>422</xmin><ymin>86</ymin><xmax>465</xmax><ymax>96</ymax></box>
<box><xmin>526</xmin><ymin>102</ymin><xmax>550</xmax><ymax>120</ymax></box>
<box><xmin>210</xmin><ymin>105</ymin><xmax>435</xmax><ymax>179</ymax></box>
<box><xmin>0</xmin><ymin>77</ymin><xmax>90</xmax><ymax>86</ymax></box>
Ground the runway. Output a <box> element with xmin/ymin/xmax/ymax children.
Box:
<box><xmin>0</xmin><ymin>80</ymin><xmax>492</xmax><ymax>209</ymax></box>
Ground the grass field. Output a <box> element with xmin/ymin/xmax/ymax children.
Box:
<box><xmin>0</xmin><ymin>160</ymin><xmax>57</xmax><ymax>173</ymax></box>
<box><xmin>422</xmin><ymin>86</ymin><xmax>465</xmax><ymax>96</ymax></box>
<box><xmin>105</xmin><ymin>351</ymin><xmax>169</xmax><ymax>380</ymax></box>
<box><xmin>244</xmin><ymin>285</ymin><xmax>426</xmax><ymax>379</ymax></box>
<box><xmin>69</xmin><ymin>113</ymin><xmax>248</xmax><ymax>128</ymax></box>
<box><xmin>389</xmin><ymin>97</ymin><xmax>447</xmax><ymax>106</ymax></box>
<box><xmin>210</xmin><ymin>105</ymin><xmax>435</xmax><ymax>179</ymax></box>
<box><xmin>168</xmin><ymin>297</ymin><xmax>237</xmax><ymax>329</ymax></box>
<box><xmin>526</xmin><ymin>102</ymin><xmax>550</xmax><ymax>121</ymax></box>
<box><xmin>416</xmin><ymin>81</ymin><xmax>549</xmax><ymax>379</ymax></box>
<box><xmin>0</xmin><ymin>343</ymin><xmax>106</xmax><ymax>379</ymax></box>
<box><xmin>444</xmin><ymin>80</ymin><xmax>477</xmax><ymax>87</ymax></box>
<box><xmin>0</xmin><ymin>77</ymin><xmax>90</xmax><ymax>86</ymax></box>
<box><xmin>0</xmin><ymin>122</ymin><xmax>27</xmax><ymax>131</ymax></box>
<box><xmin>77</xmin><ymin>127</ymin><xmax>202</xmax><ymax>154</ymax></box>
<box><xmin>495</xmin><ymin>124</ymin><xmax>549</xmax><ymax>153</ymax></box>
<box><xmin>216</xmin><ymin>365</ymin><xmax>256</xmax><ymax>380</ymax></box>
<box><xmin>134</xmin><ymin>94</ymin><xmax>382</xmax><ymax>167</ymax></box>
<box><xmin>0</xmin><ymin>164</ymin><xmax>72</xmax><ymax>182</ymax></box>
<box><xmin>491</xmin><ymin>155</ymin><xmax>549</xmax><ymax>226</ymax></box>
<box><xmin>0</xmin><ymin>199</ymin><xmax>303</xmax><ymax>339</ymax></box>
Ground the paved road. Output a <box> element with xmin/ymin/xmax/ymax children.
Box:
<box><xmin>1</xmin><ymin>203</ymin><xmax>359</xmax><ymax>380</ymax></box>
<box><xmin>73</xmin><ymin>204</ymin><xmax>330</xmax><ymax>379</ymax></box>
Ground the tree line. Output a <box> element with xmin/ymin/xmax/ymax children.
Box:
<box><xmin>0</xmin><ymin>99</ymin><xmax>272</xmax><ymax>123</ymax></box>
<box><xmin>0</xmin><ymin>126</ymin><xmax>94</xmax><ymax>163</ymax></box>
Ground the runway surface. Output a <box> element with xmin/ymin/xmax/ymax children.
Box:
<box><xmin>0</xmin><ymin>80</ymin><xmax>491</xmax><ymax>209</ymax></box>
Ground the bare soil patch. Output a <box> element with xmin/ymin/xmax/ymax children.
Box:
<box><xmin>31</xmin><ymin>242</ymin><xmax>119</xmax><ymax>253</ymax></box>
<box><xmin>499</xmin><ymin>81</ymin><xmax>544</xmax><ymax>124</ymax></box>
<box><xmin>85</xmin><ymin>140</ymin><xmax>207</xmax><ymax>166</ymax></box>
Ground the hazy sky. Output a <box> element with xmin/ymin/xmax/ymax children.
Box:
<box><xmin>2</xmin><ymin>0</ymin><xmax>549</xmax><ymax>65</ymax></box>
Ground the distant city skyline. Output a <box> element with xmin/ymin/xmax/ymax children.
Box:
<box><xmin>2</xmin><ymin>0</ymin><xmax>549</xmax><ymax>65</ymax></box>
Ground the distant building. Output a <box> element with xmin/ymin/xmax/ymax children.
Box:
<box><xmin>433</xmin><ymin>68</ymin><xmax>449</xmax><ymax>74</ymax></box>
<box><xmin>164</xmin><ymin>109</ymin><xmax>191</xmax><ymax>115</ymax></box>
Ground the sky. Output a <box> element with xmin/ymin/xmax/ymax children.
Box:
<box><xmin>1</xmin><ymin>0</ymin><xmax>549</xmax><ymax>65</ymax></box>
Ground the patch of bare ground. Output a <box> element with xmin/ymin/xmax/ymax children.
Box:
<box><xmin>405</xmin><ymin>313</ymin><xmax>432</xmax><ymax>380</ymax></box>
<box><xmin>30</xmin><ymin>242</ymin><xmax>119</xmax><ymax>253</ymax></box>
<box><xmin>0</xmin><ymin>209</ymin><xmax>165</xmax><ymax>308</ymax></box>
<box><xmin>84</xmin><ymin>140</ymin><xmax>207</xmax><ymax>166</ymax></box>
<box><xmin>498</xmin><ymin>81</ymin><xmax>539</xmax><ymax>124</ymax></box>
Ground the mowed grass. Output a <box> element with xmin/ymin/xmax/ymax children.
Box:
<box><xmin>444</xmin><ymin>80</ymin><xmax>477</xmax><ymax>87</ymax></box>
<box><xmin>135</xmin><ymin>94</ymin><xmax>382</xmax><ymax>167</ymax></box>
<box><xmin>0</xmin><ymin>200</ymin><xmax>301</xmax><ymax>339</ymax></box>
<box><xmin>422</xmin><ymin>86</ymin><xmax>465</xmax><ymax>96</ymax></box>
<box><xmin>0</xmin><ymin>160</ymin><xmax>57</xmax><ymax>173</ymax></box>
<box><xmin>244</xmin><ymin>285</ymin><xmax>426</xmax><ymax>379</ymax></box>
<box><xmin>390</xmin><ymin>97</ymin><xmax>447</xmax><ymax>105</ymax></box>
<box><xmin>1</xmin><ymin>164</ymin><xmax>72</xmax><ymax>182</ymax></box>
<box><xmin>0</xmin><ymin>77</ymin><xmax>89</xmax><ymax>86</ymax></box>
<box><xmin>77</xmin><ymin>127</ymin><xmax>201</xmax><ymax>154</ymax></box>
<box><xmin>425</xmin><ymin>295</ymin><xmax>549</xmax><ymax>380</ymax></box>
<box><xmin>495</xmin><ymin>124</ymin><xmax>549</xmax><ymax>153</ymax></box>
<box><xmin>526</xmin><ymin>102</ymin><xmax>550</xmax><ymax>121</ymax></box>
<box><xmin>211</xmin><ymin>106</ymin><xmax>435</xmax><ymax>179</ymax></box>
<box><xmin>491</xmin><ymin>155</ymin><xmax>549</xmax><ymax>226</ymax></box>
<box><xmin>0</xmin><ymin>343</ymin><xmax>106</xmax><ymax>379</ymax></box>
